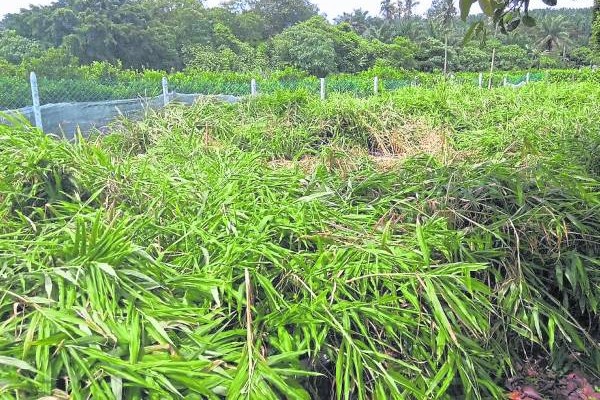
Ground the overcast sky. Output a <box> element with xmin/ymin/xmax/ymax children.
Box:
<box><xmin>0</xmin><ymin>0</ymin><xmax>593</xmax><ymax>19</ymax></box>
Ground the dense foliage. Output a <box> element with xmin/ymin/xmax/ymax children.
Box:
<box><xmin>1</xmin><ymin>1</ymin><xmax>600</xmax><ymax>398</ymax></box>
<box><xmin>593</xmin><ymin>0</ymin><xmax>600</xmax><ymax>50</ymax></box>
<box><xmin>1</xmin><ymin>81</ymin><xmax>600</xmax><ymax>399</ymax></box>
<box><xmin>0</xmin><ymin>0</ymin><xmax>598</xmax><ymax>76</ymax></box>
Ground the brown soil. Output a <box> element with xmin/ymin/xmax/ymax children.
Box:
<box><xmin>507</xmin><ymin>358</ymin><xmax>600</xmax><ymax>400</ymax></box>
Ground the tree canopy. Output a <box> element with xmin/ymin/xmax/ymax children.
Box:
<box><xmin>0</xmin><ymin>0</ymin><xmax>597</xmax><ymax>76</ymax></box>
<box><xmin>593</xmin><ymin>0</ymin><xmax>600</xmax><ymax>49</ymax></box>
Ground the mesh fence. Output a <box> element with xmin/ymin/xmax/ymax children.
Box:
<box><xmin>0</xmin><ymin>76</ymin><xmax>31</xmax><ymax>110</ymax></box>
<box><xmin>0</xmin><ymin>72</ymin><xmax>552</xmax><ymax>111</ymax></box>
<box><xmin>0</xmin><ymin>70</ymin><xmax>562</xmax><ymax>136</ymax></box>
<box><xmin>506</xmin><ymin>72</ymin><xmax>544</xmax><ymax>85</ymax></box>
<box><xmin>36</xmin><ymin>77</ymin><xmax>162</xmax><ymax>104</ymax></box>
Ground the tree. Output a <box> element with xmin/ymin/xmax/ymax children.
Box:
<box><xmin>273</xmin><ymin>16</ymin><xmax>387</xmax><ymax>75</ymax></box>
<box><xmin>402</xmin><ymin>0</ymin><xmax>421</xmax><ymax>18</ymax></box>
<box><xmin>427</xmin><ymin>0</ymin><xmax>456</xmax><ymax>27</ymax></box>
<box><xmin>272</xmin><ymin>17</ymin><xmax>337</xmax><ymax>76</ymax></box>
<box><xmin>395</xmin><ymin>1</ymin><xmax>404</xmax><ymax>19</ymax></box>
<box><xmin>391</xmin><ymin>17</ymin><xmax>428</xmax><ymax>42</ymax></box>
<box><xmin>154</xmin><ymin>0</ymin><xmax>213</xmax><ymax>50</ymax></box>
<box><xmin>569</xmin><ymin>46</ymin><xmax>599</xmax><ymax>66</ymax></box>
<box><xmin>0</xmin><ymin>0</ymin><xmax>595</xmax><ymax>75</ymax></box>
<box><xmin>382</xmin><ymin>36</ymin><xmax>418</xmax><ymax>68</ymax></box>
<box><xmin>380</xmin><ymin>0</ymin><xmax>396</xmax><ymax>20</ymax></box>
<box><xmin>22</xmin><ymin>47</ymin><xmax>79</xmax><ymax>78</ymax></box>
<box><xmin>333</xmin><ymin>23</ymin><xmax>380</xmax><ymax>73</ymax></box>
<box><xmin>535</xmin><ymin>15</ymin><xmax>571</xmax><ymax>52</ymax></box>
<box><xmin>455</xmin><ymin>45</ymin><xmax>490</xmax><ymax>71</ymax></box>
<box><xmin>427</xmin><ymin>0</ymin><xmax>456</xmax><ymax>74</ymax></box>
<box><xmin>415</xmin><ymin>37</ymin><xmax>453</xmax><ymax>71</ymax></box>
<box><xmin>592</xmin><ymin>0</ymin><xmax>600</xmax><ymax>51</ymax></box>
<box><xmin>234</xmin><ymin>0</ymin><xmax>319</xmax><ymax>37</ymax></box>
<box><xmin>3</xmin><ymin>0</ymin><xmax>183</xmax><ymax>69</ymax></box>
<box><xmin>458</xmin><ymin>0</ymin><xmax>594</xmax><ymax>44</ymax></box>
<box><xmin>495</xmin><ymin>43</ymin><xmax>531</xmax><ymax>69</ymax></box>
<box><xmin>334</xmin><ymin>9</ymin><xmax>373</xmax><ymax>35</ymax></box>
<box><xmin>0</xmin><ymin>30</ymin><xmax>43</xmax><ymax>63</ymax></box>
<box><xmin>229</xmin><ymin>11</ymin><xmax>266</xmax><ymax>44</ymax></box>
<box><xmin>364</xmin><ymin>21</ymin><xmax>397</xmax><ymax>43</ymax></box>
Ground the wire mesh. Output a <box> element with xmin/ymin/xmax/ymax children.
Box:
<box><xmin>0</xmin><ymin>77</ymin><xmax>31</xmax><ymax>110</ymax></box>
<box><xmin>36</xmin><ymin>77</ymin><xmax>162</xmax><ymax>104</ymax></box>
<box><xmin>0</xmin><ymin>70</ymin><xmax>559</xmax><ymax>137</ymax></box>
<box><xmin>169</xmin><ymin>75</ymin><xmax>251</xmax><ymax>96</ymax></box>
<box><xmin>383</xmin><ymin>79</ymin><xmax>415</xmax><ymax>91</ymax></box>
<box><xmin>327</xmin><ymin>77</ymin><xmax>374</xmax><ymax>97</ymax></box>
<box><xmin>0</xmin><ymin>71</ymin><xmax>554</xmax><ymax>114</ymax></box>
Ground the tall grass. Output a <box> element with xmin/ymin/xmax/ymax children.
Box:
<box><xmin>1</xmin><ymin>82</ymin><xmax>599</xmax><ymax>399</ymax></box>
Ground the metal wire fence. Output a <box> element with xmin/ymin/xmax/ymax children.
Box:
<box><xmin>0</xmin><ymin>70</ymin><xmax>554</xmax><ymax>136</ymax></box>
<box><xmin>0</xmin><ymin>76</ymin><xmax>30</xmax><ymax>110</ymax></box>
<box><xmin>0</xmin><ymin>71</ymin><xmax>551</xmax><ymax>110</ymax></box>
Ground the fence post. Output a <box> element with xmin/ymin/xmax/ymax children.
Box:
<box><xmin>526</xmin><ymin>72</ymin><xmax>531</xmax><ymax>84</ymax></box>
<box><xmin>443</xmin><ymin>34</ymin><xmax>449</xmax><ymax>76</ymax></box>
<box><xmin>374</xmin><ymin>76</ymin><xmax>379</xmax><ymax>95</ymax></box>
<box><xmin>503</xmin><ymin>75</ymin><xmax>508</xmax><ymax>87</ymax></box>
<box><xmin>29</xmin><ymin>72</ymin><xmax>43</xmax><ymax>131</ymax></box>
<box><xmin>320</xmin><ymin>78</ymin><xmax>326</xmax><ymax>100</ymax></box>
<box><xmin>162</xmin><ymin>76</ymin><xmax>169</xmax><ymax>106</ymax></box>
<box><xmin>478</xmin><ymin>73</ymin><xmax>483</xmax><ymax>88</ymax></box>
<box><xmin>251</xmin><ymin>79</ymin><xmax>257</xmax><ymax>97</ymax></box>
<box><xmin>488</xmin><ymin>48</ymin><xmax>496</xmax><ymax>89</ymax></box>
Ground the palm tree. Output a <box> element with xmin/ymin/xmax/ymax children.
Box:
<box><xmin>403</xmin><ymin>0</ymin><xmax>420</xmax><ymax>18</ymax></box>
<box><xmin>364</xmin><ymin>20</ymin><xmax>396</xmax><ymax>42</ymax></box>
<box><xmin>392</xmin><ymin>17</ymin><xmax>428</xmax><ymax>41</ymax></box>
<box><xmin>380</xmin><ymin>0</ymin><xmax>396</xmax><ymax>20</ymax></box>
<box><xmin>427</xmin><ymin>0</ymin><xmax>456</xmax><ymax>26</ymax></box>
<box><xmin>426</xmin><ymin>0</ymin><xmax>456</xmax><ymax>75</ymax></box>
<box><xmin>334</xmin><ymin>9</ymin><xmax>372</xmax><ymax>35</ymax></box>
<box><xmin>395</xmin><ymin>1</ymin><xmax>404</xmax><ymax>19</ymax></box>
<box><xmin>535</xmin><ymin>15</ymin><xmax>571</xmax><ymax>52</ymax></box>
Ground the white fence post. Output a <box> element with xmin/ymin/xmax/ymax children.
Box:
<box><xmin>251</xmin><ymin>79</ymin><xmax>257</xmax><ymax>96</ymax></box>
<box><xmin>478</xmin><ymin>73</ymin><xmax>483</xmax><ymax>88</ymax></box>
<box><xmin>526</xmin><ymin>72</ymin><xmax>531</xmax><ymax>84</ymax></box>
<box><xmin>374</xmin><ymin>76</ymin><xmax>379</xmax><ymax>95</ymax></box>
<box><xmin>162</xmin><ymin>76</ymin><xmax>169</xmax><ymax>106</ymax></box>
<box><xmin>443</xmin><ymin>34</ymin><xmax>449</xmax><ymax>76</ymax></box>
<box><xmin>320</xmin><ymin>78</ymin><xmax>326</xmax><ymax>100</ymax></box>
<box><xmin>503</xmin><ymin>76</ymin><xmax>508</xmax><ymax>87</ymax></box>
<box><xmin>29</xmin><ymin>72</ymin><xmax>43</xmax><ymax>131</ymax></box>
<box><xmin>488</xmin><ymin>48</ymin><xmax>496</xmax><ymax>89</ymax></box>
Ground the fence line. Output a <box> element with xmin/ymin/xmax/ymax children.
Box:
<box><xmin>2</xmin><ymin>71</ymin><xmax>550</xmax><ymax>111</ymax></box>
<box><xmin>0</xmin><ymin>70</ymin><xmax>555</xmax><ymax>136</ymax></box>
